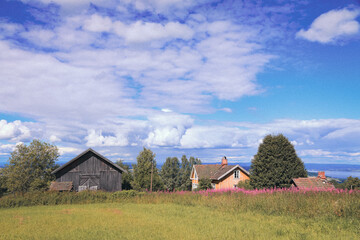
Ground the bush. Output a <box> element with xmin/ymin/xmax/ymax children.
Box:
<box><xmin>0</xmin><ymin>190</ymin><xmax>144</xmax><ymax>208</ymax></box>
<box><xmin>198</xmin><ymin>178</ymin><xmax>212</xmax><ymax>190</ymax></box>
<box><xmin>237</xmin><ymin>180</ymin><xmax>253</xmax><ymax>190</ymax></box>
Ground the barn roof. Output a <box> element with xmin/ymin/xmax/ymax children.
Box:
<box><xmin>49</xmin><ymin>181</ymin><xmax>73</xmax><ymax>191</ymax></box>
<box><xmin>52</xmin><ymin>148</ymin><xmax>127</xmax><ymax>174</ymax></box>
<box><xmin>192</xmin><ymin>164</ymin><xmax>249</xmax><ymax>180</ymax></box>
<box><xmin>292</xmin><ymin>177</ymin><xmax>335</xmax><ymax>190</ymax></box>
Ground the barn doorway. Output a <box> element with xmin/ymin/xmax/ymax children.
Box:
<box><xmin>79</xmin><ymin>175</ymin><xmax>100</xmax><ymax>191</ymax></box>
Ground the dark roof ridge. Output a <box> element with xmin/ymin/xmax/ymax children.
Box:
<box><xmin>52</xmin><ymin>148</ymin><xmax>127</xmax><ymax>174</ymax></box>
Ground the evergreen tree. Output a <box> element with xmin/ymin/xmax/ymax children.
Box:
<box><xmin>160</xmin><ymin>157</ymin><xmax>180</xmax><ymax>191</ymax></box>
<box><xmin>131</xmin><ymin>148</ymin><xmax>164</xmax><ymax>191</ymax></box>
<box><xmin>179</xmin><ymin>155</ymin><xmax>191</xmax><ymax>191</ymax></box>
<box><xmin>189</xmin><ymin>156</ymin><xmax>202</xmax><ymax>166</ymax></box>
<box><xmin>115</xmin><ymin>160</ymin><xmax>133</xmax><ymax>190</ymax></box>
<box><xmin>250</xmin><ymin>134</ymin><xmax>307</xmax><ymax>189</ymax></box>
<box><xmin>2</xmin><ymin>139</ymin><xmax>59</xmax><ymax>193</ymax></box>
<box><xmin>178</xmin><ymin>155</ymin><xmax>201</xmax><ymax>191</ymax></box>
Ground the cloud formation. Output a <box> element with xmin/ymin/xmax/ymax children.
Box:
<box><xmin>0</xmin><ymin>0</ymin><xmax>359</xmax><ymax>165</ymax></box>
<box><xmin>297</xmin><ymin>7</ymin><xmax>360</xmax><ymax>43</ymax></box>
<box><xmin>0</xmin><ymin>120</ymin><xmax>30</xmax><ymax>141</ymax></box>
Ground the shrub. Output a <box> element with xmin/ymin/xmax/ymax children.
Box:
<box><xmin>236</xmin><ymin>180</ymin><xmax>253</xmax><ymax>190</ymax></box>
<box><xmin>198</xmin><ymin>178</ymin><xmax>212</xmax><ymax>190</ymax></box>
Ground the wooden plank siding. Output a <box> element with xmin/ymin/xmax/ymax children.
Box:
<box><xmin>54</xmin><ymin>149</ymin><xmax>124</xmax><ymax>192</ymax></box>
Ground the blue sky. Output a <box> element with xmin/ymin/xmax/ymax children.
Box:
<box><xmin>0</xmin><ymin>0</ymin><xmax>360</xmax><ymax>165</ymax></box>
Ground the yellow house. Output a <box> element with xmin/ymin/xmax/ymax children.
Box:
<box><xmin>190</xmin><ymin>157</ymin><xmax>250</xmax><ymax>190</ymax></box>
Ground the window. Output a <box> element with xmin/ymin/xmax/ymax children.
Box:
<box><xmin>211</xmin><ymin>183</ymin><xmax>216</xmax><ymax>189</ymax></box>
<box><xmin>194</xmin><ymin>171</ymin><xmax>198</xmax><ymax>179</ymax></box>
<box><xmin>78</xmin><ymin>186</ymin><xmax>87</xmax><ymax>192</ymax></box>
<box><xmin>234</xmin><ymin>170</ymin><xmax>240</xmax><ymax>179</ymax></box>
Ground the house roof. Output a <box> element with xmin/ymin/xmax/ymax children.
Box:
<box><xmin>49</xmin><ymin>181</ymin><xmax>73</xmax><ymax>191</ymax></box>
<box><xmin>192</xmin><ymin>164</ymin><xmax>250</xmax><ymax>181</ymax></box>
<box><xmin>52</xmin><ymin>148</ymin><xmax>127</xmax><ymax>174</ymax></box>
<box><xmin>292</xmin><ymin>177</ymin><xmax>335</xmax><ymax>189</ymax></box>
<box><xmin>211</xmin><ymin>165</ymin><xmax>250</xmax><ymax>180</ymax></box>
<box><xmin>193</xmin><ymin>164</ymin><xmax>222</xmax><ymax>179</ymax></box>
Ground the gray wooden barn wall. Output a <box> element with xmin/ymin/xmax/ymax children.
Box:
<box><xmin>55</xmin><ymin>152</ymin><xmax>122</xmax><ymax>192</ymax></box>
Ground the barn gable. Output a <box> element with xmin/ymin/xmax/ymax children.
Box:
<box><xmin>52</xmin><ymin>148</ymin><xmax>127</xmax><ymax>192</ymax></box>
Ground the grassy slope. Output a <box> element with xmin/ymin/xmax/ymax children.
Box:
<box><xmin>0</xmin><ymin>203</ymin><xmax>359</xmax><ymax>240</ymax></box>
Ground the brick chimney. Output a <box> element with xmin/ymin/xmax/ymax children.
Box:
<box><xmin>317</xmin><ymin>171</ymin><xmax>326</xmax><ymax>179</ymax></box>
<box><xmin>221</xmin><ymin>156</ymin><xmax>228</xmax><ymax>167</ymax></box>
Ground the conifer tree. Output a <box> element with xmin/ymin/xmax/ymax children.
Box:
<box><xmin>179</xmin><ymin>155</ymin><xmax>192</xmax><ymax>191</ymax></box>
<box><xmin>160</xmin><ymin>157</ymin><xmax>180</xmax><ymax>191</ymax></box>
<box><xmin>250</xmin><ymin>134</ymin><xmax>307</xmax><ymax>189</ymax></box>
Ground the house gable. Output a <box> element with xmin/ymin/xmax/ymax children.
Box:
<box><xmin>190</xmin><ymin>160</ymin><xmax>250</xmax><ymax>190</ymax></box>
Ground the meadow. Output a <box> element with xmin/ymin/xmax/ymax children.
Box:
<box><xmin>0</xmin><ymin>188</ymin><xmax>359</xmax><ymax>240</ymax></box>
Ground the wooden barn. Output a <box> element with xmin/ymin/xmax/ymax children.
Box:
<box><xmin>52</xmin><ymin>148</ymin><xmax>127</xmax><ymax>192</ymax></box>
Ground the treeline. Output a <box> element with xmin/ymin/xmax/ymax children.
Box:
<box><xmin>0</xmin><ymin>141</ymin><xmax>202</xmax><ymax>196</ymax></box>
<box><xmin>330</xmin><ymin>176</ymin><xmax>360</xmax><ymax>190</ymax></box>
<box><xmin>117</xmin><ymin>148</ymin><xmax>201</xmax><ymax>192</ymax></box>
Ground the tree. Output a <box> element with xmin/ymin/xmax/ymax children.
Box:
<box><xmin>178</xmin><ymin>155</ymin><xmax>191</xmax><ymax>191</ymax></box>
<box><xmin>198</xmin><ymin>178</ymin><xmax>212</xmax><ymax>190</ymax></box>
<box><xmin>115</xmin><ymin>160</ymin><xmax>133</xmax><ymax>190</ymax></box>
<box><xmin>250</xmin><ymin>134</ymin><xmax>307</xmax><ymax>189</ymax></box>
<box><xmin>0</xmin><ymin>171</ymin><xmax>7</xmax><ymax>197</ymax></box>
<box><xmin>2</xmin><ymin>139</ymin><xmax>59</xmax><ymax>193</ymax></box>
<box><xmin>160</xmin><ymin>157</ymin><xmax>180</xmax><ymax>191</ymax></box>
<box><xmin>178</xmin><ymin>155</ymin><xmax>201</xmax><ymax>191</ymax></box>
<box><xmin>189</xmin><ymin>156</ymin><xmax>202</xmax><ymax>166</ymax></box>
<box><xmin>343</xmin><ymin>176</ymin><xmax>360</xmax><ymax>190</ymax></box>
<box><xmin>131</xmin><ymin>148</ymin><xmax>164</xmax><ymax>191</ymax></box>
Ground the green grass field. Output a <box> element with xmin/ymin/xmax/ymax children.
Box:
<box><xmin>0</xmin><ymin>202</ymin><xmax>359</xmax><ymax>240</ymax></box>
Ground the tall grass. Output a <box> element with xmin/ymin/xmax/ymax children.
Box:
<box><xmin>1</xmin><ymin>203</ymin><xmax>358</xmax><ymax>240</ymax></box>
<box><xmin>1</xmin><ymin>188</ymin><xmax>359</xmax><ymax>219</ymax></box>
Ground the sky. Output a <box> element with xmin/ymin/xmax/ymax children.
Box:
<box><xmin>0</xmin><ymin>0</ymin><xmax>360</xmax><ymax>165</ymax></box>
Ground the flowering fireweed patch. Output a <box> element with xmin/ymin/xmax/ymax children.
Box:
<box><xmin>140</xmin><ymin>188</ymin><xmax>360</xmax><ymax>219</ymax></box>
<box><xmin>0</xmin><ymin>188</ymin><xmax>359</xmax><ymax>219</ymax></box>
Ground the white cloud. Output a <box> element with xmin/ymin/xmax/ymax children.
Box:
<box><xmin>0</xmin><ymin>22</ymin><xmax>23</xmax><ymax>38</ymax></box>
<box><xmin>161</xmin><ymin>108</ymin><xmax>173</xmax><ymax>113</ymax></box>
<box><xmin>83</xmin><ymin>14</ymin><xmax>113</xmax><ymax>32</ymax></box>
<box><xmin>49</xmin><ymin>135</ymin><xmax>61</xmax><ymax>142</ymax></box>
<box><xmin>58</xmin><ymin>147</ymin><xmax>82</xmax><ymax>155</ymax></box>
<box><xmin>299</xmin><ymin>149</ymin><xmax>332</xmax><ymax>157</ymax></box>
<box><xmin>297</xmin><ymin>7</ymin><xmax>360</xmax><ymax>43</ymax></box>
<box><xmin>85</xmin><ymin>129</ymin><xmax>129</xmax><ymax>147</ymax></box>
<box><xmin>21</xmin><ymin>0</ymin><xmax>115</xmax><ymax>14</ymax></box>
<box><xmin>113</xmin><ymin>21</ymin><xmax>194</xmax><ymax>43</ymax></box>
<box><xmin>0</xmin><ymin>142</ymin><xmax>23</xmax><ymax>156</ymax></box>
<box><xmin>0</xmin><ymin>120</ymin><xmax>30</xmax><ymax>141</ymax></box>
<box><xmin>180</xmin><ymin>126</ymin><xmax>246</xmax><ymax>149</ymax></box>
<box><xmin>0</xmin><ymin>40</ymin><xmax>137</xmax><ymax>122</ymax></box>
<box><xmin>144</xmin><ymin>113</ymin><xmax>193</xmax><ymax>146</ymax></box>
